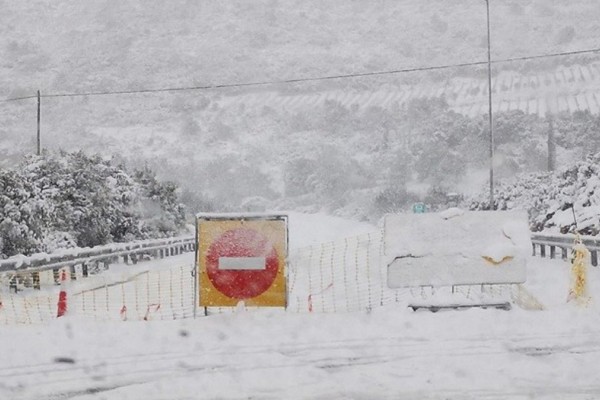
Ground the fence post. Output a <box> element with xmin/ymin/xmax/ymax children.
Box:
<box><xmin>9</xmin><ymin>275</ymin><xmax>18</xmax><ymax>293</ymax></box>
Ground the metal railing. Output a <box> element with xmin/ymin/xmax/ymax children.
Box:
<box><xmin>0</xmin><ymin>236</ymin><xmax>196</xmax><ymax>290</ymax></box>
<box><xmin>1</xmin><ymin>231</ymin><xmax>594</xmax><ymax>292</ymax></box>
<box><xmin>531</xmin><ymin>233</ymin><xmax>600</xmax><ymax>266</ymax></box>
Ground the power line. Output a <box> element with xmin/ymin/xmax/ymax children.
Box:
<box><xmin>2</xmin><ymin>95</ymin><xmax>38</xmax><ymax>103</ymax></box>
<box><xmin>40</xmin><ymin>60</ymin><xmax>490</xmax><ymax>99</ymax></box>
<box><xmin>500</xmin><ymin>47</ymin><xmax>600</xmax><ymax>63</ymax></box>
<box><xmin>2</xmin><ymin>46</ymin><xmax>600</xmax><ymax>103</ymax></box>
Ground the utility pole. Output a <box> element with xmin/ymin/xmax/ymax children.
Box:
<box><xmin>485</xmin><ymin>0</ymin><xmax>494</xmax><ymax>210</ymax></box>
<box><xmin>37</xmin><ymin>90</ymin><xmax>41</xmax><ymax>155</ymax></box>
<box><xmin>547</xmin><ymin>113</ymin><xmax>555</xmax><ymax>171</ymax></box>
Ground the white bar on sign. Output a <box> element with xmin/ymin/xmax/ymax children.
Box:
<box><xmin>218</xmin><ymin>257</ymin><xmax>266</xmax><ymax>270</ymax></box>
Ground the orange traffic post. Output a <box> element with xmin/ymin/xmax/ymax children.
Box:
<box><xmin>57</xmin><ymin>269</ymin><xmax>68</xmax><ymax>317</ymax></box>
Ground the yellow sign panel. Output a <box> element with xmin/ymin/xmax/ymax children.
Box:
<box><xmin>197</xmin><ymin>216</ymin><xmax>287</xmax><ymax>307</ymax></box>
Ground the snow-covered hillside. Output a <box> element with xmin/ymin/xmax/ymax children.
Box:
<box><xmin>2</xmin><ymin>0</ymin><xmax>600</xmax><ymax>221</ymax></box>
<box><xmin>217</xmin><ymin>63</ymin><xmax>600</xmax><ymax>117</ymax></box>
<box><xmin>2</xmin><ymin>0</ymin><xmax>598</xmax><ymax>97</ymax></box>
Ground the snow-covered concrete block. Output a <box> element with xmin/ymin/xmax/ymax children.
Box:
<box><xmin>385</xmin><ymin>209</ymin><xmax>530</xmax><ymax>288</ymax></box>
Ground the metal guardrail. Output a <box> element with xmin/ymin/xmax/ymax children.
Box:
<box><xmin>0</xmin><ymin>236</ymin><xmax>196</xmax><ymax>290</ymax></box>
<box><xmin>1</xmin><ymin>231</ymin><xmax>594</xmax><ymax>292</ymax></box>
<box><xmin>531</xmin><ymin>233</ymin><xmax>600</xmax><ymax>266</ymax></box>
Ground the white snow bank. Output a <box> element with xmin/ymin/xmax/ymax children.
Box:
<box><xmin>440</xmin><ymin>207</ymin><xmax>465</xmax><ymax>219</ymax></box>
<box><xmin>385</xmin><ymin>210</ymin><xmax>531</xmax><ymax>287</ymax></box>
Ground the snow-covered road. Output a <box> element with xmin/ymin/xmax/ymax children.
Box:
<box><xmin>1</xmin><ymin>213</ymin><xmax>599</xmax><ymax>399</ymax></box>
<box><xmin>1</xmin><ymin>298</ymin><xmax>599</xmax><ymax>400</ymax></box>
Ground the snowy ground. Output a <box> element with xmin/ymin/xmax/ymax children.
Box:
<box><xmin>1</xmin><ymin>213</ymin><xmax>599</xmax><ymax>399</ymax></box>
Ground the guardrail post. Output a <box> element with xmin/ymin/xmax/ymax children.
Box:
<box><xmin>33</xmin><ymin>272</ymin><xmax>41</xmax><ymax>290</ymax></box>
<box><xmin>532</xmin><ymin>243</ymin><xmax>536</xmax><ymax>256</ymax></box>
<box><xmin>561</xmin><ymin>247</ymin><xmax>568</xmax><ymax>260</ymax></box>
<box><xmin>591</xmin><ymin>251</ymin><xmax>598</xmax><ymax>267</ymax></box>
<box><xmin>53</xmin><ymin>268</ymin><xmax>60</xmax><ymax>284</ymax></box>
<box><xmin>82</xmin><ymin>262</ymin><xmax>89</xmax><ymax>277</ymax></box>
<box><xmin>70</xmin><ymin>265</ymin><xmax>77</xmax><ymax>281</ymax></box>
<box><xmin>540</xmin><ymin>244</ymin><xmax>546</xmax><ymax>258</ymax></box>
<box><xmin>550</xmin><ymin>245</ymin><xmax>556</xmax><ymax>259</ymax></box>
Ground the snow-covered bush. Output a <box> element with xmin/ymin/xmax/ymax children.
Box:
<box><xmin>469</xmin><ymin>153</ymin><xmax>600</xmax><ymax>235</ymax></box>
<box><xmin>0</xmin><ymin>151</ymin><xmax>187</xmax><ymax>258</ymax></box>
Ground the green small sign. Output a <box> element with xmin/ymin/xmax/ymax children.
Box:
<box><xmin>412</xmin><ymin>203</ymin><xmax>427</xmax><ymax>214</ymax></box>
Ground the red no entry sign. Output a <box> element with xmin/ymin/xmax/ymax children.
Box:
<box><xmin>197</xmin><ymin>215</ymin><xmax>287</xmax><ymax>307</ymax></box>
<box><xmin>206</xmin><ymin>228</ymin><xmax>279</xmax><ymax>299</ymax></box>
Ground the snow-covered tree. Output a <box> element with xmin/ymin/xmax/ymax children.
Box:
<box><xmin>469</xmin><ymin>152</ymin><xmax>600</xmax><ymax>235</ymax></box>
<box><xmin>0</xmin><ymin>151</ymin><xmax>188</xmax><ymax>258</ymax></box>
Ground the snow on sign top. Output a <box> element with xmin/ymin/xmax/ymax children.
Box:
<box><xmin>196</xmin><ymin>212</ymin><xmax>287</xmax><ymax>220</ymax></box>
<box><xmin>384</xmin><ymin>209</ymin><xmax>531</xmax><ymax>288</ymax></box>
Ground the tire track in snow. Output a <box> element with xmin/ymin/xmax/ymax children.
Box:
<box><xmin>5</xmin><ymin>330</ymin><xmax>600</xmax><ymax>399</ymax></box>
<box><xmin>5</xmin><ymin>330</ymin><xmax>600</xmax><ymax>379</ymax></box>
